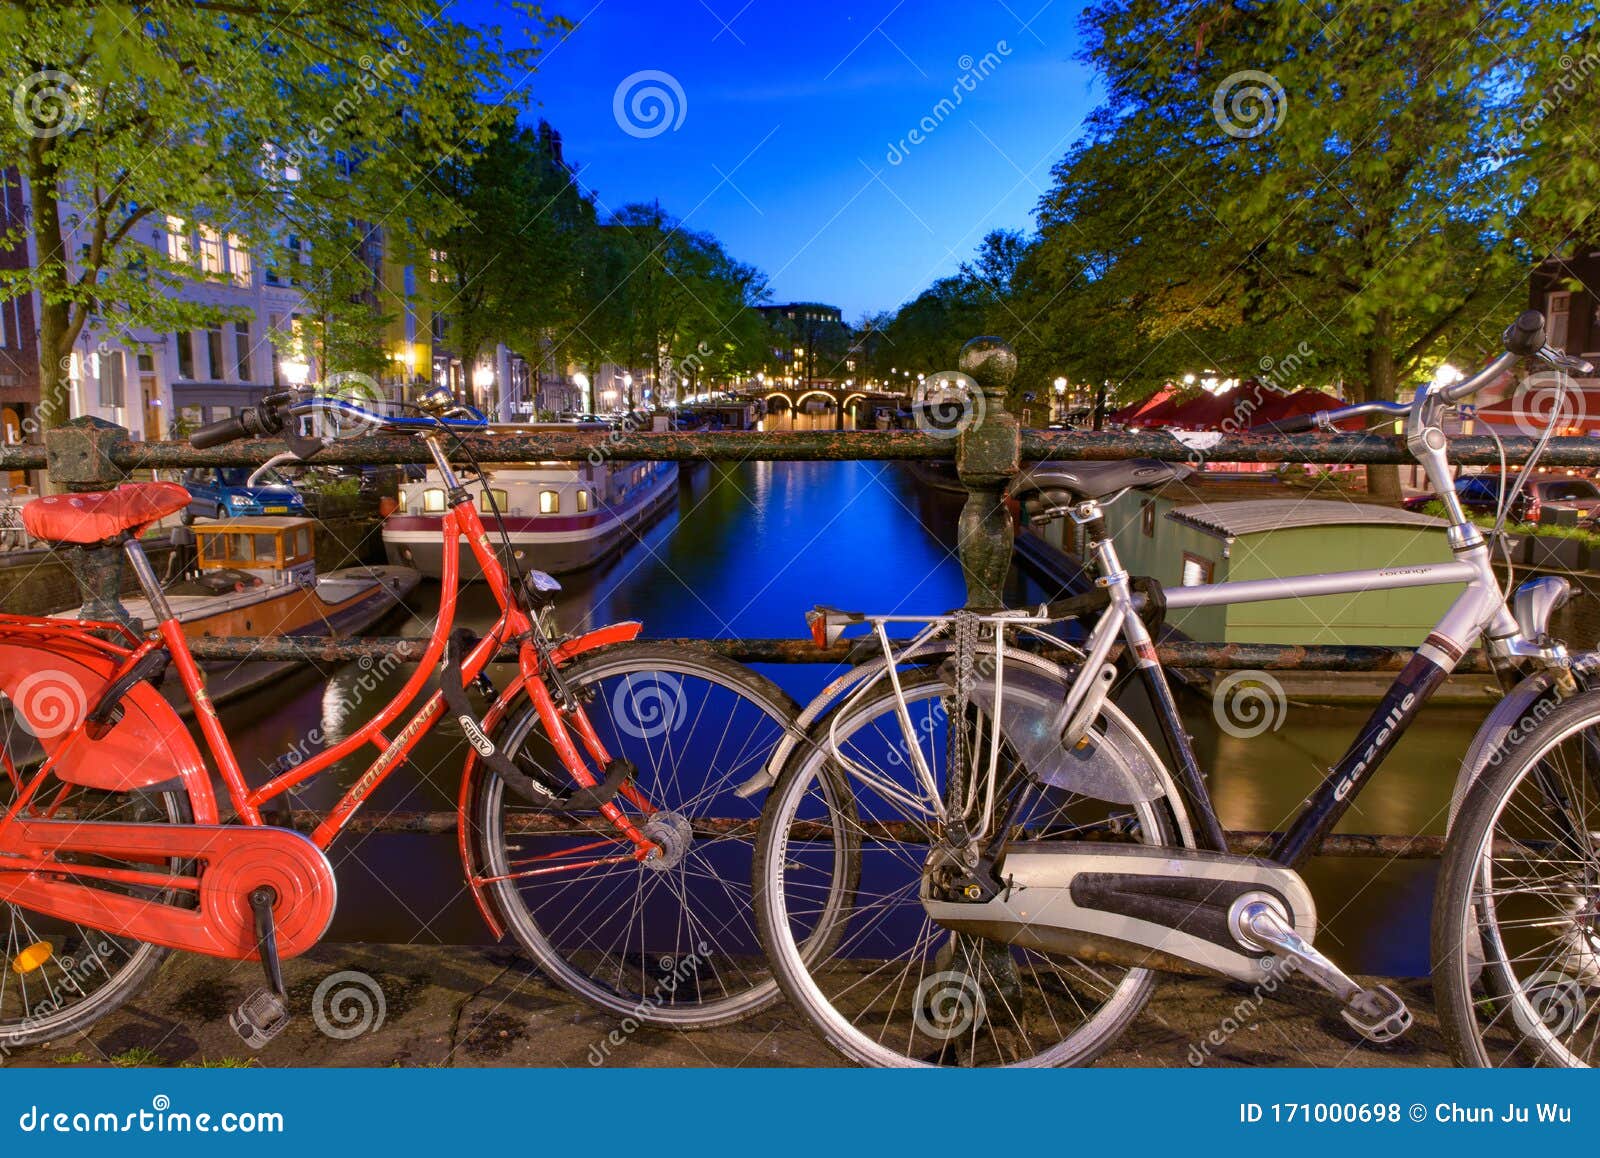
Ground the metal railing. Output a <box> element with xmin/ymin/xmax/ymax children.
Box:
<box><xmin>0</xmin><ymin>340</ymin><xmax>1561</xmax><ymax>854</ymax></box>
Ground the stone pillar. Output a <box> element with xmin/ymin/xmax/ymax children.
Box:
<box><xmin>953</xmin><ymin>337</ymin><xmax>1020</xmax><ymax>608</ymax></box>
<box><xmin>43</xmin><ymin>416</ymin><xmax>134</xmax><ymax>626</ymax></box>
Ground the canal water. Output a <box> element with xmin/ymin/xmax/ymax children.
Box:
<box><xmin>216</xmin><ymin>409</ymin><xmax>1482</xmax><ymax>977</ymax></box>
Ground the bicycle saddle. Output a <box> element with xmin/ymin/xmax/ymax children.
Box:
<box><xmin>1008</xmin><ymin>459</ymin><xmax>1191</xmax><ymax>503</ymax></box>
<box><xmin>22</xmin><ymin>482</ymin><xmax>192</xmax><ymax>544</ymax></box>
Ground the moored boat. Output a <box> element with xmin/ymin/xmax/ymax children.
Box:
<box><xmin>382</xmin><ymin>455</ymin><xmax>679</xmax><ymax>579</ymax></box>
<box><xmin>55</xmin><ymin>516</ymin><xmax>419</xmax><ymax>708</ymax></box>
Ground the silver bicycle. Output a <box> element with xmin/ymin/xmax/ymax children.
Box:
<box><xmin>747</xmin><ymin>310</ymin><xmax>1600</xmax><ymax>1067</ymax></box>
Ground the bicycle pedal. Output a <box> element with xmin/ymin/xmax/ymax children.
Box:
<box><xmin>229</xmin><ymin>987</ymin><xmax>291</xmax><ymax>1050</ymax></box>
<box><xmin>1340</xmin><ymin>984</ymin><xmax>1412</xmax><ymax>1044</ymax></box>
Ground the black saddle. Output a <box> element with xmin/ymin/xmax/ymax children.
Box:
<box><xmin>1008</xmin><ymin>459</ymin><xmax>1192</xmax><ymax>503</ymax></box>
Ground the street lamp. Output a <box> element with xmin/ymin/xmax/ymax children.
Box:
<box><xmin>472</xmin><ymin>365</ymin><xmax>495</xmax><ymax>413</ymax></box>
<box><xmin>573</xmin><ymin>371</ymin><xmax>590</xmax><ymax>414</ymax></box>
<box><xmin>282</xmin><ymin>358</ymin><xmax>310</xmax><ymax>387</ymax></box>
<box><xmin>1054</xmin><ymin>376</ymin><xmax>1067</xmax><ymax>424</ymax></box>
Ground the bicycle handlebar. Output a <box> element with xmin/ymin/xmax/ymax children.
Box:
<box><xmin>186</xmin><ymin>391</ymin><xmax>488</xmax><ymax>451</ymax></box>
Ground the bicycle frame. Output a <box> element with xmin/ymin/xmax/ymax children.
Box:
<box><xmin>1064</xmin><ymin>379</ymin><xmax>1572</xmax><ymax>869</ymax></box>
<box><xmin>0</xmin><ymin>431</ymin><xmax>658</xmax><ymax>948</ymax></box>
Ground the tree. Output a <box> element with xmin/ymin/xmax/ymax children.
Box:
<box><xmin>0</xmin><ymin>1</ymin><xmax>560</xmax><ymax>431</ymax></box>
<box><xmin>434</xmin><ymin>120</ymin><xmax>593</xmax><ymax>403</ymax></box>
<box><xmin>1030</xmin><ymin>0</ymin><xmax>1600</xmax><ymax>496</ymax></box>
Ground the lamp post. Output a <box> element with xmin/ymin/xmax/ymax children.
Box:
<box><xmin>1053</xmin><ymin>376</ymin><xmax>1067</xmax><ymax>424</ymax></box>
<box><xmin>573</xmin><ymin>372</ymin><xmax>590</xmax><ymax>415</ymax></box>
<box><xmin>472</xmin><ymin>365</ymin><xmax>495</xmax><ymax>414</ymax></box>
<box><xmin>282</xmin><ymin>358</ymin><xmax>311</xmax><ymax>388</ymax></box>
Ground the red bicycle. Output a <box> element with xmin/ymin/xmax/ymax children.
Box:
<box><xmin>0</xmin><ymin>390</ymin><xmax>798</xmax><ymax>1049</ymax></box>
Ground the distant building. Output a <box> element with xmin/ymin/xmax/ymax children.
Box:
<box><xmin>1531</xmin><ymin>247</ymin><xmax>1600</xmax><ymax>371</ymax></box>
<box><xmin>756</xmin><ymin>302</ymin><xmax>852</xmax><ymax>387</ymax></box>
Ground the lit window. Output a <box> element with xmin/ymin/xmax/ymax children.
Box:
<box><xmin>576</xmin><ymin>489</ymin><xmax>590</xmax><ymax>513</ymax></box>
<box><xmin>422</xmin><ymin>488</ymin><xmax>447</xmax><ymax>513</ymax></box>
<box><xmin>165</xmin><ymin>216</ymin><xmax>190</xmax><ymax>264</ymax></box>
<box><xmin>1181</xmin><ymin>552</ymin><xmax>1214</xmax><ymax>587</ymax></box>
<box><xmin>198</xmin><ymin>226</ymin><xmax>225</xmax><ymax>275</ymax></box>
<box><xmin>478</xmin><ymin>488</ymin><xmax>509</xmax><ymax>513</ymax></box>
<box><xmin>539</xmin><ymin>490</ymin><xmax>560</xmax><ymax>514</ymax></box>
<box><xmin>228</xmin><ymin>234</ymin><xmax>252</xmax><ymax>286</ymax></box>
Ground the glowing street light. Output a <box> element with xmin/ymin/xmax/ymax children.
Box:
<box><xmin>282</xmin><ymin>358</ymin><xmax>311</xmax><ymax>387</ymax></box>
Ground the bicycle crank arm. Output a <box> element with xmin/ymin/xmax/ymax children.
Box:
<box><xmin>0</xmin><ymin>819</ymin><xmax>336</xmax><ymax>961</ymax></box>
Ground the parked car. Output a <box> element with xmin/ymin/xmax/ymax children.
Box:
<box><xmin>181</xmin><ymin>467</ymin><xmax>307</xmax><ymax>522</ymax></box>
<box><xmin>1402</xmin><ymin>473</ymin><xmax>1600</xmax><ymax>524</ymax></box>
<box><xmin>1522</xmin><ymin>477</ymin><xmax>1600</xmax><ymax>523</ymax></box>
<box><xmin>1402</xmin><ymin>473</ymin><xmax>1519</xmax><ymax>518</ymax></box>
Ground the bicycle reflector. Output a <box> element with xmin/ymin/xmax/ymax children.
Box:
<box><xmin>11</xmin><ymin>941</ymin><xmax>51</xmax><ymax>974</ymax></box>
<box><xmin>806</xmin><ymin>605</ymin><xmax>861</xmax><ymax>649</ymax></box>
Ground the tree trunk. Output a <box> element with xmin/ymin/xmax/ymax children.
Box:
<box><xmin>1363</xmin><ymin>312</ymin><xmax>1403</xmax><ymax>502</ymax></box>
<box><xmin>29</xmin><ymin>147</ymin><xmax>81</xmax><ymax>438</ymax></box>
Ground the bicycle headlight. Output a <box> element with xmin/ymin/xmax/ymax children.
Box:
<box><xmin>1511</xmin><ymin>576</ymin><xmax>1572</xmax><ymax>645</ymax></box>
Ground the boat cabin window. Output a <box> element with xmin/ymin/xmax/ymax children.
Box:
<box><xmin>1181</xmin><ymin>552</ymin><xmax>1214</xmax><ymax>587</ymax></box>
<box><xmin>289</xmin><ymin>526</ymin><xmax>313</xmax><ymax>560</ymax></box>
<box><xmin>422</xmin><ymin>488</ymin><xmax>447</xmax><ymax>513</ymax></box>
<box><xmin>576</xmin><ymin>489</ymin><xmax>591</xmax><ymax>513</ymax></box>
<box><xmin>539</xmin><ymin>490</ymin><xmax>560</xmax><ymax>514</ymax></box>
<box><xmin>479</xmin><ymin>488</ymin><xmax>509</xmax><ymax>513</ymax></box>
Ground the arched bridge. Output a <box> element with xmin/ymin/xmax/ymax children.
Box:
<box><xmin>754</xmin><ymin>385</ymin><xmax>907</xmax><ymax>428</ymax></box>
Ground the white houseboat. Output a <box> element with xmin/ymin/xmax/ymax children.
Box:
<box><xmin>382</xmin><ymin>456</ymin><xmax>679</xmax><ymax>579</ymax></box>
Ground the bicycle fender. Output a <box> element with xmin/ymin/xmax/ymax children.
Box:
<box><xmin>0</xmin><ymin>641</ymin><xmax>218</xmax><ymax>820</ymax></box>
<box><xmin>1449</xmin><ymin>670</ymin><xmax>1562</xmax><ymax>829</ymax></box>
<box><xmin>549</xmin><ymin>621</ymin><xmax>642</xmax><ymax>665</ymax></box>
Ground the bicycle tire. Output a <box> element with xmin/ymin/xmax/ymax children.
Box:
<box><xmin>472</xmin><ymin>642</ymin><xmax>806</xmax><ymax>1029</ymax></box>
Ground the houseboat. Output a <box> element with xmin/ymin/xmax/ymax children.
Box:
<box><xmin>382</xmin><ymin>457</ymin><xmax>679</xmax><ymax>579</ymax></box>
<box><xmin>57</xmin><ymin>517</ymin><xmax>419</xmax><ymax>707</ymax></box>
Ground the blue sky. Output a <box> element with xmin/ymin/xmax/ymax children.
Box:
<box><xmin>463</xmin><ymin>0</ymin><xmax>1100</xmax><ymax>319</ymax></box>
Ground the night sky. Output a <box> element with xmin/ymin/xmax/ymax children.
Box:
<box><xmin>458</xmin><ymin>0</ymin><xmax>1099</xmax><ymax>319</ymax></box>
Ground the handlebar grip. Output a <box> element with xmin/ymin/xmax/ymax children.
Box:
<box><xmin>189</xmin><ymin>414</ymin><xmax>252</xmax><ymax>449</ymax></box>
<box><xmin>1250</xmin><ymin>412</ymin><xmax>1321</xmax><ymax>434</ymax></box>
<box><xmin>1504</xmin><ymin>310</ymin><xmax>1546</xmax><ymax>355</ymax></box>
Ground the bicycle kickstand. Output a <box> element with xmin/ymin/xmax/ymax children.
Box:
<box><xmin>229</xmin><ymin>886</ymin><xmax>292</xmax><ymax>1049</ymax></box>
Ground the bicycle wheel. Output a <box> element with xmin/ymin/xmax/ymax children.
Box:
<box><xmin>0</xmin><ymin>724</ymin><xmax>194</xmax><ymax>1049</ymax></box>
<box><xmin>1434</xmin><ymin>689</ymin><xmax>1600</xmax><ymax>1066</ymax></box>
<box><xmin>754</xmin><ymin>664</ymin><xmax>1188</xmax><ymax>1067</ymax></box>
<box><xmin>472</xmin><ymin>642</ymin><xmax>802</xmax><ymax>1028</ymax></box>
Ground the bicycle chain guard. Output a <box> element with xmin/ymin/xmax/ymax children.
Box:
<box><xmin>0</xmin><ymin>819</ymin><xmax>336</xmax><ymax>961</ymax></box>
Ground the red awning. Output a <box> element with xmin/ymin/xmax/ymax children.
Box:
<box><xmin>1109</xmin><ymin>384</ymin><xmax>1176</xmax><ymax>425</ymax></box>
<box><xmin>1474</xmin><ymin>386</ymin><xmax>1600</xmax><ymax>436</ymax></box>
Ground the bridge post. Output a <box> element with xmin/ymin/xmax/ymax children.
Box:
<box><xmin>954</xmin><ymin>337</ymin><xmax>1020</xmax><ymax>607</ymax></box>
<box><xmin>43</xmin><ymin>416</ymin><xmax>137</xmax><ymax>627</ymax></box>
